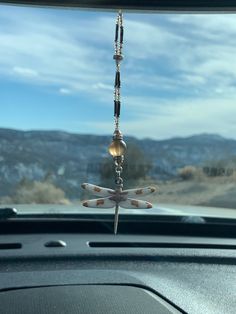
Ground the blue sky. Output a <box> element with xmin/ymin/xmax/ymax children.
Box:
<box><xmin>1</xmin><ymin>5</ymin><xmax>236</xmax><ymax>139</ymax></box>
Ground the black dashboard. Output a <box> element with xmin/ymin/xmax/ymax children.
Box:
<box><xmin>0</xmin><ymin>216</ymin><xmax>236</xmax><ymax>313</ymax></box>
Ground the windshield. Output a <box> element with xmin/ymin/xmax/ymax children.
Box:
<box><xmin>1</xmin><ymin>5</ymin><xmax>236</xmax><ymax>218</ymax></box>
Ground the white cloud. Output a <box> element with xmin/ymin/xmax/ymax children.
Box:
<box><xmin>92</xmin><ymin>82</ymin><xmax>113</xmax><ymax>91</ymax></box>
<box><xmin>84</xmin><ymin>95</ymin><xmax>236</xmax><ymax>140</ymax></box>
<box><xmin>122</xmin><ymin>18</ymin><xmax>186</xmax><ymax>60</ymax></box>
<box><xmin>13</xmin><ymin>66</ymin><xmax>38</xmax><ymax>77</ymax></box>
<box><xmin>0</xmin><ymin>9</ymin><xmax>113</xmax><ymax>99</ymax></box>
<box><xmin>126</xmin><ymin>97</ymin><xmax>236</xmax><ymax>139</ymax></box>
<box><xmin>59</xmin><ymin>88</ymin><xmax>71</xmax><ymax>94</ymax></box>
<box><xmin>168</xmin><ymin>14</ymin><xmax>236</xmax><ymax>37</ymax></box>
<box><xmin>1</xmin><ymin>10</ymin><xmax>236</xmax><ymax>100</ymax></box>
<box><xmin>1</xmin><ymin>8</ymin><xmax>236</xmax><ymax>139</ymax></box>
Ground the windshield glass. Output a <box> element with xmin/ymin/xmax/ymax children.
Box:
<box><xmin>1</xmin><ymin>5</ymin><xmax>236</xmax><ymax>217</ymax></box>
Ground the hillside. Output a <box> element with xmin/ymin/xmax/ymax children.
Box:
<box><xmin>0</xmin><ymin>128</ymin><xmax>236</xmax><ymax>199</ymax></box>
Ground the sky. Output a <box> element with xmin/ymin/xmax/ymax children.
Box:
<box><xmin>1</xmin><ymin>5</ymin><xmax>236</xmax><ymax>139</ymax></box>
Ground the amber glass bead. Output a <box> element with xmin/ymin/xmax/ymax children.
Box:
<box><xmin>108</xmin><ymin>139</ymin><xmax>126</xmax><ymax>157</ymax></box>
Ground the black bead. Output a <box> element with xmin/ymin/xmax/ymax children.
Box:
<box><xmin>120</xmin><ymin>26</ymin><xmax>124</xmax><ymax>44</ymax></box>
<box><xmin>114</xmin><ymin>100</ymin><xmax>121</xmax><ymax>117</ymax></box>
<box><xmin>115</xmin><ymin>71</ymin><xmax>120</xmax><ymax>88</ymax></box>
<box><xmin>115</xmin><ymin>24</ymin><xmax>119</xmax><ymax>42</ymax></box>
<box><xmin>113</xmin><ymin>54</ymin><xmax>123</xmax><ymax>61</ymax></box>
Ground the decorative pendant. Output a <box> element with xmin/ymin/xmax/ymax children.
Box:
<box><xmin>81</xmin><ymin>11</ymin><xmax>156</xmax><ymax>234</ymax></box>
<box><xmin>82</xmin><ymin>183</ymin><xmax>155</xmax><ymax>234</ymax></box>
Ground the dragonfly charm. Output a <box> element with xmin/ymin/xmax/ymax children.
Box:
<box><xmin>81</xmin><ymin>12</ymin><xmax>157</xmax><ymax>234</ymax></box>
<box><xmin>81</xmin><ymin>183</ymin><xmax>156</xmax><ymax>234</ymax></box>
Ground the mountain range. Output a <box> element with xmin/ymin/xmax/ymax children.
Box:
<box><xmin>0</xmin><ymin>128</ymin><xmax>236</xmax><ymax>198</ymax></box>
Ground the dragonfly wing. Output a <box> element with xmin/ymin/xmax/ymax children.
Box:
<box><xmin>81</xmin><ymin>183</ymin><xmax>114</xmax><ymax>197</ymax></box>
<box><xmin>121</xmin><ymin>186</ymin><xmax>156</xmax><ymax>198</ymax></box>
<box><xmin>83</xmin><ymin>197</ymin><xmax>115</xmax><ymax>209</ymax></box>
<box><xmin>119</xmin><ymin>198</ymin><xmax>153</xmax><ymax>209</ymax></box>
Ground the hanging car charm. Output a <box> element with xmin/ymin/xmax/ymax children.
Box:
<box><xmin>81</xmin><ymin>11</ymin><xmax>156</xmax><ymax>234</ymax></box>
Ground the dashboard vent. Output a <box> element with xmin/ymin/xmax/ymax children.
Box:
<box><xmin>89</xmin><ymin>242</ymin><xmax>236</xmax><ymax>249</ymax></box>
<box><xmin>0</xmin><ymin>243</ymin><xmax>22</xmax><ymax>250</ymax></box>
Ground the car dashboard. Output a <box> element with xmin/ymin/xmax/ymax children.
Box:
<box><xmin>0</xmin><ymin>216</ymin><xmax>236</xmax><ymax>314</ymax></box>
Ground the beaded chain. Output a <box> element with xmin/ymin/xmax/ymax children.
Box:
<box><xmin>109</xmin><ymin>10</ymin><xmax>127</xmax><ymax>194</ymax></box>
<box><xmin>113</xmin><ymin>10</ymin><xmax>123</xmax><ymax>124</ymax></box>
<box><xmin>81</xmin><ymin>11</ymin><xmax>156</xmax><ymax>234</ymax></box>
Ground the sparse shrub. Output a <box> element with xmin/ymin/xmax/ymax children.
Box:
<box><xmin>4</xmin><ymin>180</ymin><xmax>70</xmax><ymax>204</ymax></box>
<box><xmin>230</xmin><ymin>170</ymin><xmax>236</xmax><ymax>182</ymax></box>
<box><xmin>178</xmin><ymin>166</ymin><xmax>198</xmax><ymax>180</ymax></box>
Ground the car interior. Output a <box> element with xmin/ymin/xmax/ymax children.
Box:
<box><xmin>1</xmin><ymin>0</ymin><xmax>236</xmax><ymax>313</ymax></box>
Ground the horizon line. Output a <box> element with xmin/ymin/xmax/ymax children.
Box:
<box><xmin>0</xmin><ymin>126</ymin><xmax>231</xmax><ymax>142</ymax></box>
